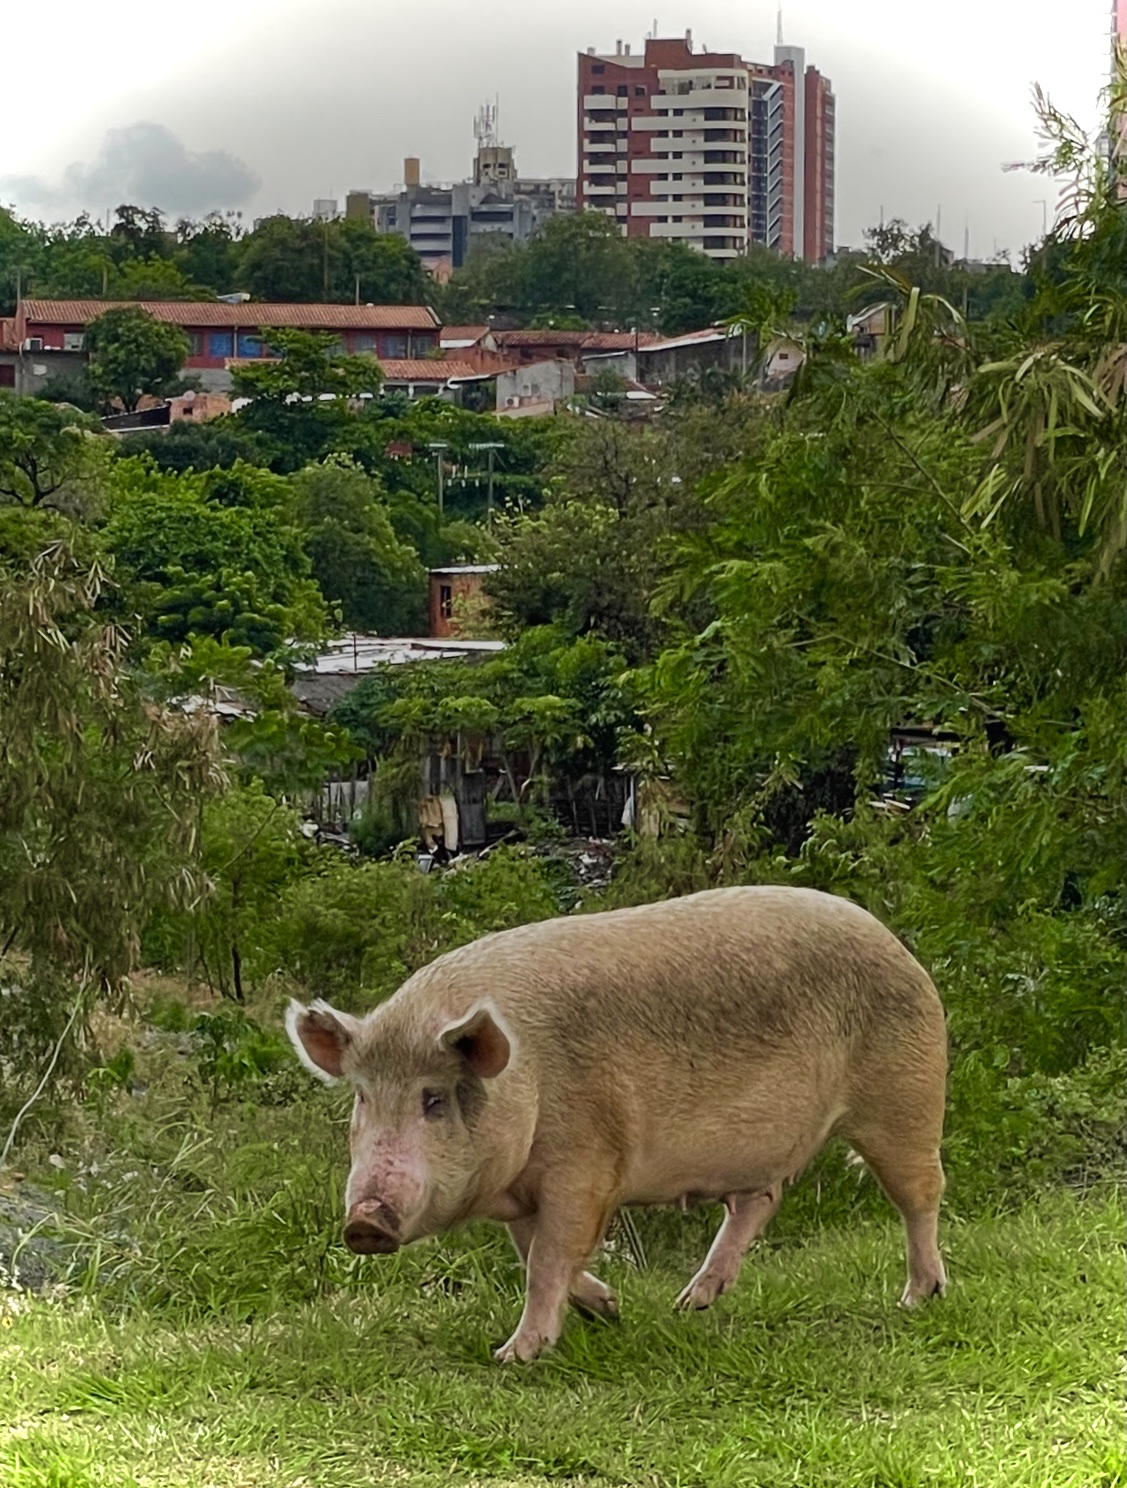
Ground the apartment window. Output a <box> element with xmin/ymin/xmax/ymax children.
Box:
<box><xmin>634</xmin><ymin>86</ymin><xmax>646</xmax><ymax>96</ymax></box>
<box><xmin>672</xmin><ymin>151</ymin><xmax>683</xmax><ymax>159</ymax></box>
<box><xmin>353</xmin><ymin>332</ymin><xmax>378</xmax><ymax>353</ymax></box>
<box><xmin>207</xmin><ymin>331</ymin><xmax>234</xmax><ymax>358</ymax></box>
<box><xmin>672</xmin><ymin>172</ymin><xmax>683</xmax><ymax>180</ymax></box>
<box><xmin>381</xmin><ymin>333</ymin><xmax>409</xmax><ymax>358</ymax></box>
<box><xmin>592</xmin><ymin>85</ymin><xmax>605</xmax><ymax>94</ymax></box>
<box><xmin>592</xmin><ymin>63</ymin><xmax>605</xmax><ymax>73</ymax></box>
<box><xmin>673</xmin><ymin>108</ymin><xmax>684</xmax><ymax>116</ymax></box>
<box><xmin>616</xmin><ymin>84</ymin><xmax>628</xmax><ymax>96</ymax></box>
<box><xmin>184</xmin><ymin>332</ymin><xmax>203</xmax><ymax>356</ymax></box>
<box><xmin>439</xmin><ymin>585</ymin><xmax>453</xmax><ymax>620</ymax></box>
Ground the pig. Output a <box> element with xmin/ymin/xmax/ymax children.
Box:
<box><xmin>286</xmin><ymin>885</ymin><xmax>947</xmax><ymax>1363</ymax></box>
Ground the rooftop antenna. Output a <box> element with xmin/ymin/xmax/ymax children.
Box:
<box><xmin>474</xmin><ymin>102</ymin><xmax>498</xmax><ymax>149</ymax></box>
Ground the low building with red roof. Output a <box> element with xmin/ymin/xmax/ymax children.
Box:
<box><xmin>2</xmin><ymin>299</ymin><xmax>442</xmax><ymax>396</ymax></box>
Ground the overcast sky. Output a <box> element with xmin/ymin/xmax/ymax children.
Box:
<box><xmin>1</xmin><ymin>0</ymin><xmax>1114</xmax><ymax>258</ymax></box>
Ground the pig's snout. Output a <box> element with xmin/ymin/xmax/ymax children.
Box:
<box><xmin>343</xmin><ymin>1199</ymin><xmax>401</xmax><ymax>1255</ymax></box>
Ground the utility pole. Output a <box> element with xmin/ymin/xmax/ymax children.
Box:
<box><xmin>469</xmin><ymin>441</ymin><xmax>503</xmax><ymax>523</ymax></box>
<box><xmin>427</xmin><ymin>442</ymin><xmax>449</xmax><ymax>518</ymax></box>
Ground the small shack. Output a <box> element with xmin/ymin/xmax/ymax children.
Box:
<box><xmin>429</xmin><ymin>564</ymin><xmax>499</xmax><ymax>638</ymax></box>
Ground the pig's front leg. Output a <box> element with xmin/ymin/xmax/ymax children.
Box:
<box><xmin>507</xmin><ymin>1217</ymin><xmax>619</xmax><ymax>1321</ymax></box>
<box><xmin>496</xmin><ymin>1191</ymin><xmax>614</xmax><ymax>1363</ymax></box>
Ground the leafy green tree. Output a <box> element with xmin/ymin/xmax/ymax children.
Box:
<box><xmin>84</xmin><ymin>306</ymin><xmax>190</xmax><ymax>412</ymax></box>
<box><xmin>234</xmin><ymin>215</ymin><xmax>427</xmax><ymax>304</ymax></box>
<box><xmin>107</xmin><ymin>204</ymin><xmax>171</xmax><ymax>263</ymax></box>
<box><xmin>173</xmin><ymin>214</ymin><xmax>244</xmax><ymax>294</ymax></box>
<box><xmin>229</xmin><ymin>328</ymin><xmax>383</xmax><ymax>471</ymax></box>
<box><xmin>108</xmin><ymin>255</ymin><xmax>206</xmax><ymax>300</ymax></box>
<box><xmin>291</xmin><ymin>459</ymin><xmax>427</xmax><ymax>633</ymax></box>
<box><xmin>167</xmin><ymin>780</ymin><xmax>310</xmax><ymax>1002</ymax></box>
<box><xmin>0</xmin><ymin>545</ymin><xmax>222</xmax><ymax>1022</ymax></box>
<box><xmin>103</xmin><ymin>458</ymin><xmax>330</xmax><ymax>654</ymax></box>
<box><xmin>0</xmin><ymin>392</ymin><xmax>106</xmax><ymax>512</ymax></box>
<box><xmin>118</xmin><ymin>417</ymin><xmax>273</xmax><ymax>474</ymax></box>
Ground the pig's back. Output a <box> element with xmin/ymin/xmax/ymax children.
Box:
<box><xmin>409</xmin><ymin>885</ymin><xmax>940</xmax><ymax>1060</ymax></box>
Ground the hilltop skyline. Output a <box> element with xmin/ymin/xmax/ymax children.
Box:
<box><xmin>1</xmin><ymin>0</ymin><xmax>1113</xmax><ymax>257</ymax></box>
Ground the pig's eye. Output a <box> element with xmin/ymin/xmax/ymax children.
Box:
<box><xmin>422</xmin><ymin>1089</ymin><xmax>447</xmax><ymax>1120</ymax></box>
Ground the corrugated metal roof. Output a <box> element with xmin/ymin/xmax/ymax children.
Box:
<box><xmin>638</xmin><ymin>326</ymin><xmax>735</xmax><ymax>353</ymax></box>
<box><xmin>300</xmin><ymin>635</ymin><xmax>506</xmax><ymax>675</ymax></box>
<box><xmin>20</xmin><ymin>300</ymin><xmax>439</xmax><ymax>329</ymax></box>
<box><xmin>429</xmin><ymin>564</ymin><xmax>500</xmax><ymax>575</ymax></box>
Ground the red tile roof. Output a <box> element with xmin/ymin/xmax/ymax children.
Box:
<box><xmin>378</xmin><ymin>359</ymin><xmax>488</xmax><ymax>382</ymax></box>
<box><xmin>439</xmin><ymin>325</ymin><xmax>492</xmax><ymax>343</ymax></box>
<box><xmin>20</xmin><ymin>300</ymin><xmax>439</xmax><ymax>330</ymax></box>
<box><xmin>493</xmin><ymin>329</ymin><xmax>588</xmax><ymax>346</ymax></box>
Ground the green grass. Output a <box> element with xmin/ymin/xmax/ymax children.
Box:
<box><xmin>2</xmin><ymin>1187</ymin><xmax>1122</xmax><ymax>1488</ymax></box>
<box><xmin>2</xmin><ymin>992</ymin><xmax>1122</xmax><ymax>1488</ymax></box>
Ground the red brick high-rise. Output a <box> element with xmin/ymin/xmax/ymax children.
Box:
<box><xmin>577</xmin><ymin>33</ymin><xmax>834</xmax><ymax>262</ymax></box>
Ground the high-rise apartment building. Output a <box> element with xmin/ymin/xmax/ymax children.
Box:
<box><xmin>577</xmin><ymin>33</ymin><xmax>834</xmax><ymax>262</ymax></box>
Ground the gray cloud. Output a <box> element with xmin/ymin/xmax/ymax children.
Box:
<box><xmin>1</xmin><ymin>122</ymin><xmax>261</xmax><ymax>219</ymax></box>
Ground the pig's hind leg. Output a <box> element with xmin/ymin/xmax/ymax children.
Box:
<box><xmin>675</xmin><ymin>1184</ymin><xmax>783</xmax><ymax>1311</ymax></box>
<box><xmin>507</xmin><ymin>1218</ymin><xmax>619</xmax><ymax>1322</ymax></box>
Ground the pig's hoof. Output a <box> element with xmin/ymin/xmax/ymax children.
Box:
<box><xmin>570</xmin><ymin>1272</ymin><xmax>619</xmax><ymax>1321</ymax></box>
<box><xmin>899</xmin><ymin>1273</ymin><xmax>947</xmax><ymax>1308</ymax></box>
<box><xmin>675</xmin><ymin>1272</ymin><xmax>730</xmax><ymax>1311</ymax></box>
<box><xmin>494</xmin><ymin>1330</ymin><xmax>547</xmax><ymax>1363</ymax></box>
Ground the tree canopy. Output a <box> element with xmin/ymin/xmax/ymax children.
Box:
<box><xmin>84</xmin><ymin>305</ymin><xmax>191</xmax><ymax>412</ymax></box>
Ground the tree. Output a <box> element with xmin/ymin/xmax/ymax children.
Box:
<box><xmin>84</xmin><ymin>306</ymin><xmax>190</xmax><ymax>412</ymax></box>
<box><xmin>230</xmin><ymin>328</ymin><xmax>384</xmax><ymax>471</ymax></box>
<box><xmin>234</xmin><ymin>215</ymin><xmax>428</xmax><ymax>304</ymax></box>
<box><xmin>0</xmin><ymin>392</ymin><xmax>106</xmax><ymax>512</ymax></box>
<box><xmin>174</xmin><ymin>214</ymin><xmax>244</xmax><ymax>294</ymax></box>
<box><xmin>118</xmin><ymin>417</ymin><xmax>273</xmax><ymax>474</ymax></box>
<box><xmin>291</xmin><ymin>459</ymin><xmax>427</xmax><ymax>633</ymax></box>
<box><xmin>0</xmin><ymin>545</ymin><xmax>222</xmax><ymax>1022</ymax></box>
<box><xmin>103</xmin><ymin>458</ymin><xmax>330</xmax><ymax>654</ymax></box>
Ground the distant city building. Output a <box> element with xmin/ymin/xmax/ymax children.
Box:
<box><xmin>577</xmin><ymin>32</ymin><xmax>834</xmax><ymax>262</ymax></box>
<box><xmin>346</xmin><ymin>111</ymin><xmax>576</xmax><ymax>274</ymax></box>
<box><xmin>311</xmin><ymin>199</ymin><xmax>340</xmax><ymax>220</ymax></box>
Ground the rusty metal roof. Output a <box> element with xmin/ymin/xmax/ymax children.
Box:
<box><xmin>20</xmin><ymin>300</ymin><xmax>439</xmax><ymax>330</ymax></box>
<box><xmin>493</xmin><ymin>328</ymin><xmax>660</xmax><ymax>350</ymax></box>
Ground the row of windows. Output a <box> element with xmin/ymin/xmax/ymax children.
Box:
<box><xmin>186</xmin><ymin>331</ymin><xmax>435</xmax><ymax>359</ymax></box>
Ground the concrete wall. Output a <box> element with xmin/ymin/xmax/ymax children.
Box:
<box><xmin>496</xmin><ymin>359</ymin><xmax>576</xmax><ymax>409</ymax></box>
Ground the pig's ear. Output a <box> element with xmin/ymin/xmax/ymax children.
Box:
<box><xmin>438</xmin><ymin>1004</ymin><xmax>512</xmax><ymax>1080</ymax></box>
<box><xmin>286</xmin><ymin>999</ymin><xmax>359</xmax><ymax>1082</ymax></box>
